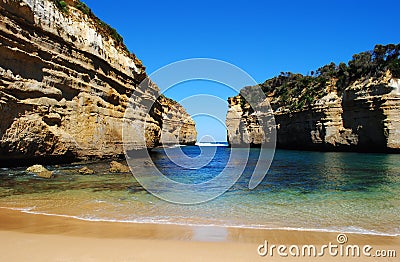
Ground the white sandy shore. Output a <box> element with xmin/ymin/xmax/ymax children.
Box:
<box><xmin>0</xmin><ymin>209</ymin><xmax>398</xmax><ymax>261</ymax></box>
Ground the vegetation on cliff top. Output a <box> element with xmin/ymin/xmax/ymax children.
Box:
<box><xmin>51</xmin><ymin>0</ymin><xmax>136</xmax><ymax>60</ymax></box>
<box><xmin>240</xmin><ymin>43</ymin><xmax>400</xmax><ymax>112</ymax></box>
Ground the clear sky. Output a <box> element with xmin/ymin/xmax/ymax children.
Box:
<box><xmin>83</xmin><ymin>0</ymin><xmax>400</xmax><ymax>141</ymax></box>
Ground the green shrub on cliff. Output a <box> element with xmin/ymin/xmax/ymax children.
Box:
<box><xmin>50</xmin><ymin>0</ymin><xmax>127</xmax><ymax>50</ymax></box>
<box><xmin>52</xmin><ymin>0</ymin><xmax>68</xmax><ymax>13</ymax></box>
<box><xmin>240</xmin><ymin>43</ymin><xmax>400</xmax><ymax>112</ymax></box>
<box><xmin>75</xmin><ymin>1</ymin><xmax>91</xmax><ymax>15</ymax></box>
<box><xmin>343</xmin><ymin>43</ymin><xmax>400</xmax><ymax>84</ymax></box>
<box><xmin>97</xmin><ymin>20</ymin><xmax>124</xmax><ymax>44</ymax></box>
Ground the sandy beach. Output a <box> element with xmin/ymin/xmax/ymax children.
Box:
<box><xmin>1</xmin><ymin>1</ymin><xmax>399</xmax><ymax>262</ymax></box>
<box><xmin>0</xmin><ymin>208</ymin><xmax>398</xmax><ymax>262</ymax></box>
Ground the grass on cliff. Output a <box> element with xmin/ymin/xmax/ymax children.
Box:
<box><xmin>240</xmin><ymin>43</ymin><xmax>400</xmax><ymax>112</ymax></box>
<box><xmin>52</xmin><ymin>0</ymin><xmax>68</xmax><ymax>13</ymax></box>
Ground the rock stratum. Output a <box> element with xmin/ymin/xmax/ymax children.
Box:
<box><xmin>0</xmin><ymin>0</ymin><xmax>196</xmax><ymax>166</ymax></box>
<box><xmin>227</xmin><ymin>44</ymin><xmax>400</xmax><ymax>152</ymax></box>
<box><xmin>157</xmin><ymin>95</ymin><xmax>197</xmax><ymax>145</ymax></box>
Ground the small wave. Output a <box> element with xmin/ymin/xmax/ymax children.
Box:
<box><xmin>168</xmin><ymin>144</ymin><xmax>187</xmax><ymax>148</ymax></box>
<box><xmin>0</xmin><ymin>206</ymin><xmax>35</xmax><ymax>212</ymax></box>
<box><xmin>258</xmin><ymin>226</ymin><xmax>400</xmax><ymax>237</ymax></box>
<box><xmin>1</xmin><ymin>206</ymin><xmax>398</xmax><ymax>237</ymax></box>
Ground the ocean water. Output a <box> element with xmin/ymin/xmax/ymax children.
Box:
<box><xmin>0</xmin><ymin>146</ymin><xmax>399</xmax><ymax>236</ymax></box>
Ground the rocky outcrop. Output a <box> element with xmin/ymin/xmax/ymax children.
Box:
<box><xmin>227</xmin><ymin>72</ymin><xmax>400</xmax><ymax>152</ymax></box>
<box><xmin>157</xmin><ymin>95</ymin><xmax>197</xmax><ymax>145</ymax></box>
<box><xmin>109</xmin><ymin>160</ymin><xmax>129</xmax><ymax>173</ymax></box>
<box><xmin>0</xmin><ymin>0</ymin><xmax>196</xmax><ymax>166</ymax></box>
<box><xmin>78</xmin><ymin>166</ymin><xmax>94</xmax><ymax>175</ymax></box>
<box><xmin>26</xmin><ymin>164</ymin><xmax>53</xmax><ymax>178</ymax></box>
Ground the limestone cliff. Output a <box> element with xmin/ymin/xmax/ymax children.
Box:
<box><xmin>157</xmin><ymin>95</ymin><xmax>197</xmax><ymax>145</ymax></box>
<box><xmin>226</xmin><ymin>95</ymin><xmax>275</xmax><ymax>147</ymax></box>
<box><xmin>0</xmin><ymin>0</ymin><xmax>196</xmax><ymax>166</ymax></box>
<box><xmin>227</xmin><ymin>45</ymin><xmax>400</xmax><ymax>152</ymax></box>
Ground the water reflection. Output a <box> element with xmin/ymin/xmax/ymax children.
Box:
<box><xmin>259</xmin><ymin>150</ymin><xmax>400</xmax><ymax>194</ymax></box>
<box><xmin>191</xmin><ymin>226</ymin><xmax>228</xmax><ymax>242</ymax></box>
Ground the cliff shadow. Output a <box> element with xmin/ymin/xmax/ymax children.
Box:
<box><xmin>0</xmin><ymin>150</ymin><xmax>77</xmax><ymax>168</ymax></box>
<box><xmin>275</xmin><ymin>110</ymin><xmax>326</xmax><ymax>150</ymax></box>
<box><xmin>0</xmin><ymin>45</ymin><xmax>44</xmax><ymax>82</ymax></box>
<box><xmin>342</xmin><ymin>90</ymin><xmax>387</xmax><ymax>152</ymax></box>
<box><xmin>0</xmin><ymin>92</ymin><xmax>33</xmax><ymax>138</ymax></box>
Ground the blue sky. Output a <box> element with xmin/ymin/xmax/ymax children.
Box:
<box><xmin>83</xmin><ymin>0</ymin><xmax>400</xmax><ymax>141</ymax></box>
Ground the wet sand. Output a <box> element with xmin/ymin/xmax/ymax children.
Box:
<box><xmin>0</xmin><ymin>208</ymin><xmax>398</xmax><ymax>261</ymax></box>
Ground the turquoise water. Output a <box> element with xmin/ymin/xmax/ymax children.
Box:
<box><xmin>0</xmin><ymin>147</ymin><xmax>399</xmax><ymax>235</ymax></box>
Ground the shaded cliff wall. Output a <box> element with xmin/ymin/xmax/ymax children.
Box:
<box><xmin>226</xmin><ymin>95</ymin><xmax>274</xmax><ymax>146</ymax></box>
<box><xmin>227</xmin><ymin>73</ymin><xmax>400</xmax><ymax>152</ymax></box>
<box><xmin>0</xmin><ymin>0</ymin><xmax>196</xmax><ymax>165</ymax></box>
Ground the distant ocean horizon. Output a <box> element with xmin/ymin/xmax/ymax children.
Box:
<box><xmin>0</xmin><ymin>146</ymin><xmax>399</xmax><ymax>236</ymax></box>
<box><xmin>195</xmin><ymin>141</ymin><xmax>229</xmax><ymax>146</ymax></box>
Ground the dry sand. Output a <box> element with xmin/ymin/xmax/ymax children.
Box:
<box><xmin>0</xmin><ymin>208</ymin><xmax>398</xmax><ymax>261</ymax></box>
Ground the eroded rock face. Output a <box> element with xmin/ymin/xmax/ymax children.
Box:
<box><xmin>0</xmin><ymin>0</ymin><xmax>196</xmax><ymax>165</ymax></box>
<box><xmin>226</xmin><ymin>95</ymin><xmax>275</xmax><ymax>146</ymax></box>
<box><xmin>157</xmin><ymin>95</ymin><xmax>197</xmax><ymax>145</ymax></box>
<box><xmin>227</xmin><ymin>73</ymin><xmax>400</xmax><ymax>152</ymax></box>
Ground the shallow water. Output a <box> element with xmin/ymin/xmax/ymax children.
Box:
<box><xmin>0</xmin><ymin>147</ymin><xmax>399</xmax><ymax>236</ymax></box>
